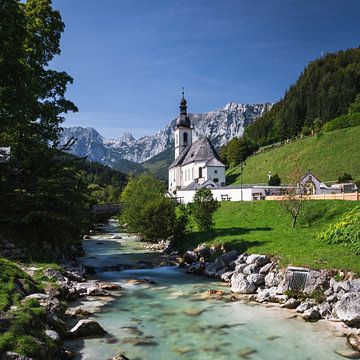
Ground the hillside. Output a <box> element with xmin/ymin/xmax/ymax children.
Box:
<box><xmin>244</xmin><ymin>47</ymin><xmax>360</xmax><ymax>145</ymax></box>
<box><xmin>182</xmin><ymin>201</ymin><xmax>360</xmax><ymax>273</ymax></box>
<box><xmin>226</xmin><ymin>126</ymin><xmax>360</xmax><ymax>185</ymax></box>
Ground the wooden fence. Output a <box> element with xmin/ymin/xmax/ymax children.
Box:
<box><xmin>266</xmin><ymin>193</ymin><xmax>359</xmax><ymax>201</ymax></box>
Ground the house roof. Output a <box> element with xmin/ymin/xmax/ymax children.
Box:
<box><xmin>169</xmin><ymin>137</ymin><xmax>225</xmax><ymax>169</ymax></box>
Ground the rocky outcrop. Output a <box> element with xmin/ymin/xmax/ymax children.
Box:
<box><xmin>181</xmin><ymin>245</ymin><xmax>360</xmax><ymax>330</ymax></box>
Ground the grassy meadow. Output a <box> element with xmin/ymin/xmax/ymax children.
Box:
<box><xmin>182</xmin><ymin>200</ymin><xmax>360</xmax><ymax>274</ymax></box>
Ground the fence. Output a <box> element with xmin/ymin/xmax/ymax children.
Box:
<box><xmin>266</xmin><ymin>193</ymin><xmax>359</xmax><ymax>201</ymax></box>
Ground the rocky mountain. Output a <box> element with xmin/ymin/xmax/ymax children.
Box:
<box><xmin>59</xmin><ymin>102</ymin><xmax>271</xmax><ymax>172</ymax></box>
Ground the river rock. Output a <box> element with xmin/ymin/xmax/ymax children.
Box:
<box><xmin>234</xmin><ymin>263</ymin><xmax>248</xmax><ymax>274</ymax></box>
<box><xmin>334</xmin><ymin>348</ymin><xmax>360</xmax><ymax>359</ymax></box>
<box><xmin>348</xmin><ymin>334</ymin><xmax>360</xmax><ymax>352</ymax></box>
<box><xmin>214</xmin><ymin>250</ymin><xmax>240</xmax><ymax>270</ymax></box>
<box><xmin>204</xmin><ymin>262</ymin><xmax>217</xmax><ymax>277</ymax></box>
<box><xmin>282</xmin><ymin>298</ymin><xmax>301</xmax><ymax>309</ymax></box>
<box><xmin>302</xmin><ymin>308</ymin><xmax>321</xmax><ymax>322</ymax></box>
<box><xmin>183</xmin><ymin>251</ymin><xmax>198</xmax><ymax>264</ymax></box>
<box><xmin>69</xmin><ymin>319</ymin><xmax>106</xmax><ymax>338</ymax></box>
<box><xmin>110</xmin><ymin>355</ymin><xmax>130</xmax><ymax>360</ymax></box>
<box><xmin>259</xmin><ymin>262</ymin><xmax>274</xmax><ymax>275</ymax></box>
<box><xmin>43</xmin><ymin>268</ymin><xmax>65</xmax><ymax>282</ymax></box>
<box><xmin>2</xmin><ymin>352</ymin><xmax>34</xmax><ymax>360</ymax></box>
<box><xmin>193</xmin><ymin>243</ymin><xmax>211</xmax><ymax>259</ymax></box>
<box><xmin>247</xmin><ymin>274</ymin><xmax>265</xmax><ymax>286</ymax></box>
<box><xmin>246</xmin><ymin>254</ymin><xmax>270</xmax><ymax>267</ymax></box>
<box><xmin>318</xmin><ymin>302</ymin><xmax>332</xmax><ymax>317</ymax></box>
<box><xmin>231</xmin><ymin>273</ymin><xmax>256</xmax><ymax>294</ymax></box>
<box><xmin>256</xmin><ymin>287</ymin><xmax>288</xmax><ymax>303</ymax></box>
<box><xmin>242</xmin><ymin>264</ymin><xmax>260</xmax><ymax>275</ymax></box>
<box><xmin>296</xmin><ymin>300</ymin><xmax>316</xmax><ymax>313</ymax></box>
<box><xmin>265</xmin><ymin>271</ymin><xmax>284</xmax><ymax>288</ymax></box>
<box><xmin>220</xmin><ymin>271</ymin><xmax>234</xmax><ymax>282</ymax></box>
<box><xmin>98</xmin><ymin>282</ymin><xmax>122</xmax><ymax>291</ymax></box>
<box><xmin>335</xmin><ymin>293</ymin><xmax>360</xmax><ymax>327</ymax></box>
<box><xmin>333</xmin><ymin>279</ymin><xmax>360</xmax><ymax>294</ymax></box>
<box><xmin>45</xmin><ymin>329</ymin><xmax>61</xmax><ymax>343</ymax></box>
<box><xmin>187</xmin><ymin>261</ymin><xmax>205</xmax><ymax>274</ymax></box>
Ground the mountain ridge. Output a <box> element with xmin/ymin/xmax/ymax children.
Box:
<box><xmin>59</xmin><ymin>102</ymin><xmax>272</xmax><ymax>173</ymax></box>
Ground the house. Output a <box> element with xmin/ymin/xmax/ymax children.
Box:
<box><xmin>168</xmin><ymin>93</ymin><xmax>226</xmax><ymax>194</ymax></box>
<box><xmin>297</xmin><ymin>171</ymin><xmax>357</xmax><ymax>194</ymax></box>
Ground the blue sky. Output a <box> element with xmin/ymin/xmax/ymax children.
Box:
<box><xmin>52</xmin><ymin>0</ymin><xmax>360</xmax><ymax>139</ymax></box>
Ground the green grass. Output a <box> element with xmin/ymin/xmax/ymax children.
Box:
<box><xmin>182</xmin><ymin>201</ymin><xmax>360</xmax><ymax>274</ymax></box>
<box><xmin>226</xmin><ymin>126</ymin><xmax>360</xmax><ymax>185</ymax></box>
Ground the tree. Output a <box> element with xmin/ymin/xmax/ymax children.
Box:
<box><xmin>279</xmin><ymin>169</ymin><xmax>305</xmax><ymax>228</ymax></box>
<box><xmin>348</xmin><ymin>93</ymin><xmax>360</xmax><ymax>114</ymax></box>
<box><xmin>338</xmin><ymin>173</ymin><xmax>353</xmax><ymax>183</ymax></box>
<box><xmin>0</xmin><ymin>0</ymin><xmax>90</xmax><ymax>254</ymax></box>
<box><xmin>190</xmin><ymin>188</ymin><xmax>220</xmax><ymax>231</ymax></box>
<box><xmin>268</xmin><ymin>174</ymin><xmax>281</xmax><ymax>186</ymax></box>
<box><xmin>120</xmin><ymin>174</ymin><xmax>176</xmax><ymax>242</ymax></box>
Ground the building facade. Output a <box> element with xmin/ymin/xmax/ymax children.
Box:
<box><xmin>168</xmin><ymin>93</ymin><xmax>226</xmax><ymax>194</ymax></box>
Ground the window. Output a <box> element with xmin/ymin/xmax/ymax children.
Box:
<box><xmin>214</xmin><ymin>178</ymin><xmax>219</xmax><ymax>183</ymax></box>
<box><xmin>199</xmin><ymin>167</ymin><xmax>203</xmax><ymax>178</ymax></box>
<box><xmin>214</xmin><ymin>170</ymin><xmax>218</xmax><ymax>174</ymax></box>
<box><xmin>183</xmin><ymin>132</ymin><xmax>188</xmax><ymax>145</ymax></box>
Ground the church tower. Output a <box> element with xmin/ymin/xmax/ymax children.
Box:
<box><xmin>174</xmin><ymin>90</ymin><xmax>192</xmax><ymax>158</ymax></box>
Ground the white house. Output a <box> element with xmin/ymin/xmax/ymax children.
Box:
<box><xmin>168</xmin><ymin>93</ymin><xmax>226</xmax><ymax>194</ymax></box>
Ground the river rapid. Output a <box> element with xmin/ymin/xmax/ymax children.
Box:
<box><xmin>65</xmin><ymin>219</ymin><xmax>348</xmax><ymax>360</ymax></box>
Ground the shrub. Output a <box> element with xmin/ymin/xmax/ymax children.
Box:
<box><xmin>322</xmin><ymin>113</ymin><xmax>360</xmax><ymax>132</ymax></box>
<box><xmin>268</xmin><ymin>173</ymin><xmax>281</xmax><ymax>186</ymax></box>
<box><xmin>190</xmin><ymin>188</ymin><xmax>220</xmax><ymax>231</ymax></box>
<box><xmin>318</xmin><ymin>207</ymin><xmax>360</xmax><ymax>254</ymax></box>
<box><xmin>338</xmin><ymin>173</ymin><xmax>353</xmax><ymax>183</ymax></box>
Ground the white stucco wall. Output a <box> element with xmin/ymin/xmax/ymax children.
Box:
<box><xmin>205</xmin><ymin>166</ymin><xmax>226</xmax><ymax>186</ymax></box>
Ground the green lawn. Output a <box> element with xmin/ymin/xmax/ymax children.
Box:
<box><xmin>182</xmin><ymin>201</ymin><xmax>360</xmax><ymax>274</ymax></box>
<box><xmin>226</xmin><ymin>126</ymin><xmax>360</xmax><ymax>185</ymax></box>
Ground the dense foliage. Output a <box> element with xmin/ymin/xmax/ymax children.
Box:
<box><xmin>268</xmin><ymin>174</ymin><xmax>281</xmax><ymax>186</ymax></box>
<box><xmin>190</xmin><ymin>188</ymin><xmax>220</xmax><ymax>231</ymax></box>
<box><xmin>120</xmin><ymin>174</ymin><xmax>177</xmax><ymax>242</ymax></box>
<box><xmin>220</xmin><ymin>137</ymin><xmax>258</xmax><ymax>167</ymax></box>
<box><xmin>0</xmin><ymin>0</ymin><xmax>93</xmax><ymax>254</ymax></box>
<box><xmin>244</xmin><ymin>47</ymin><xmax>360</xmax><ymax>146</ymax></box>
<box><xmin>318</xmin><ymin>207</ymin><xmax>360</xmax><ymax>255</ymax></box>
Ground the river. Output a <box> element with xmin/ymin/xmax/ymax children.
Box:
<box><xmin>65</xmin><ymin>219</ymin><xmax>348</xmax><ymax>360</ymax></box>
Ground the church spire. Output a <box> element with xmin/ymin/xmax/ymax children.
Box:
<box><xmin>177</xmin><ymin>88</ymin><xmax>191</xmax><ymax>128</ymax></box>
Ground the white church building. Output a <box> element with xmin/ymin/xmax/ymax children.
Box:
<box><xmin>168</xmin><ymin>93</ymin><xmax>226</xmax><ymax>194</ymax></box>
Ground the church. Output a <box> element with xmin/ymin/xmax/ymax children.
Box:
<box><xmin>168</xmin><ymin>93</ymin><xmax>226</xmax><ymax>194</ymax></box>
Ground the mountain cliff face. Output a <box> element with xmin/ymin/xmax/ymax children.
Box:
<box><xmin>59</xmin><ymin>102</ymin><xmax>271</xmax><ymax>169</ymax></box>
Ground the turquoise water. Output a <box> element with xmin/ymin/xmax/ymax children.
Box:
<box><xmin>66</xmin><ymin>220</ymin><xmax>348</xmax><ymax>360</ymax></box>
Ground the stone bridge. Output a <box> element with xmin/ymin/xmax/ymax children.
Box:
<box><xmin>92</xmin><ymin>203</ymin><xmax>122</xmax><ymax>216</ymax></box>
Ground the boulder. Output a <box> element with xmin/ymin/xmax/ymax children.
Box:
<box><xmin>256</xmin><ymin>287</ymin><xmax>288</xmax><ymax>303</ymax></box>
<box><xmin>45</xmin><ymin>329</ymin><xmax>61</xmax><ymax>343</ymax></box>
<box><xmin>333</xmin><ymin>279</ymin><xmax>360</xmax><ymax>294</ymax></box>
<box><xmin>318</xmin><ymin>302</ymin><xmax>332</xmax><ymax>317</ymax></box>
<box><xmin>204</xmin><ymin>263</ymin><xmax>217</xmax><ymax>277</ymax></box>
<box><xmin>183</xmin><ymin>251</ymin><xmax>198</xmax><ymax>264</ymax></box>
<box><xmin>110</xmin><ymin>355</ymin><xmax>130</xmax><ymax>360</ymax></box>
<box><xmin>302</xmin><ymin>308</ymin><xmax>321</xmax><ymax>322</ymax></box>
<box><xmin>214</xmin><ymin>250</ymin><xmax>240</xmax><ymax>270</ymax></box>
<box><xmin>334</xmin><ymin>348</ymin><xmax>360</xmax><ymax>359</ymax></box>
<box><xmin>231</xmin><ymin>273</ymin><xmax>256</xmax><ymax>294</ymax></box>
<box><xmin>296</xmin><ymin>300</ymin><xmax>316</xmax><ymax>313</ymax></box>
<box><xmin>242</xmin><ymin>264</ymin><xmax>260</xmax><ymax>275</ymax></box>
<box><xmin>43</xmin><ymin>268</ymin><xmax>65</xmax><ymax>282</ymax></box>
<box><xmin>234</xmin><ymin>263</ymin><xmax>248</xmax><ymax>274</ymax></box>
<box><xmin>187</xmin><ymin>262</ymin><xmax>205</xmax><ymax>274</ymax></box>
<box><xmin>259</xmin><ymin>262</ymin><xmax>274</xmax><ymax>275</ymax></box>
<box><xmin>246</xmin><ymin>274</ymin><xmax>265</xmax><ymax>286</ymax></box>
<box><xmin>347</xmin><ymin>334</ymin><xmax>360</xmax><ymax>352</ymax></box>
<box><xmin>282</xmin><ymin>298</ymin><xmax>301</xmax><ymax>309</ymax></box>
<box><xmin>265</xmin><ymin>271</ymin><xmax>284</xmax><ymax>288</ymax></box>
<box><xmin>193</xmin><ymin>243</ymin><xmax>211</xmax><ymax>259</ymax></box>
<box><xmin>246</xmin><ymin>254</ymin><xmax>270</xmax><ymax>267</ymax></box>
<box><xmin>220</xmin><ymin>271</ymin><xmax>234</xmax><ymax>282</ymax></box>
<box><xmin>69</xmin><ymin>319</ymin><xmax>106</xmax><ymax>338</ymax></box>
<box><xmin>335</xmin><ymin>292</ymin><xmax>360</xmax><ymax>327</ymax></box>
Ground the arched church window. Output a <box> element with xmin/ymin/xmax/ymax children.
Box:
<box><xmin>183</xmin><ymin>132</ymin><xmax>188</xmax><ymax>145</ymax></box>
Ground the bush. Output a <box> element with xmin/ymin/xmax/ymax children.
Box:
<box><xmin>322</xmin><ymin>113</ymin><xmax>360</xmax><ymax>132</ymax></box>
<box><xmin>268</xmin><ymin>174</ymin><xmax>281</xmax><ymax>186</ymax></box>
<box><xmin>318</xmin><ymin>207</ymin><xmax>360</xmax><ymax>254</ymax></box>
<box><xmin>190</xmin><ymin>188</ymin><xmax>220</xmax><ymax>231</ymax></box>
<box><xmin>338</xmin><ymin>173</ymin><xmax>353</xmax><ymax>183</ymax></box>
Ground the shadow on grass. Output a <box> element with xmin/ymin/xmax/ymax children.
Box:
<box><xmin>182</xmin><ymin>226</ymin><xmax>272</xmax><ymax>252</ymax></box>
